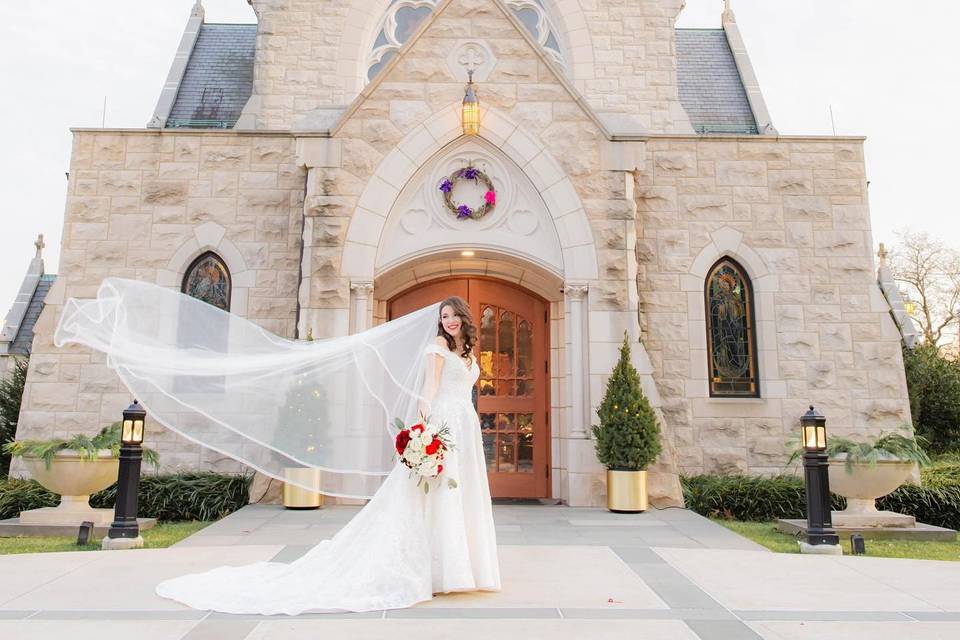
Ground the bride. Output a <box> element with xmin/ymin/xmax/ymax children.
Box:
<box><xmin>53</xmin><ymin>279</ymin><xmax>501</xmax><ymax>614</ymax></box>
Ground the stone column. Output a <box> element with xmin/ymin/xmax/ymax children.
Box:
<box><xmin>350</xmin><ymin>281</ymin><xmax>374</xmax><ymax>334</ymax></box>
<box><xmin>564</xmin><ymin>283</ymin><xmax>589</xmax><ymax>439</ymax></box>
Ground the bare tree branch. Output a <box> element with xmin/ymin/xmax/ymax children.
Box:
<box><xmin>889</xmin><ymin>231</ymin><xmax>960</xmax><ymax>348</ymax></box>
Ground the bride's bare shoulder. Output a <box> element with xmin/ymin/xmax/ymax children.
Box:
<box><xmin>433</xmin><ymin>336</ymin><xmax>449</xmax><ymax>349</ymax></box>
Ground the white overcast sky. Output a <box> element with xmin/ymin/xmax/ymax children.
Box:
<box><xmin>1</xmin><ymin>0</ymin><xmax>957</xmax><ymax>312</ymax></box>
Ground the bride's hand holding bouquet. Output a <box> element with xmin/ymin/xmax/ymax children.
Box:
<box><xmin>393</xmin><ymin>415</ymin><xmax>458</xmax><ymax>493</ymax></box>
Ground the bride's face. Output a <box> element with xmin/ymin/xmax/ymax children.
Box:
<box><xmin>440</xmin><ymin>305</ymin><xmax>462</xmax><ymax>339</ymax></box>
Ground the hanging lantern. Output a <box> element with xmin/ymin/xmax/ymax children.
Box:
<box><xmin>462</xmin><ymin>69</ymin><xmax>480</xmax><ymax>136</ymax></box>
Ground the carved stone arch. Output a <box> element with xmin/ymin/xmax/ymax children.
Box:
<box><xmin>157</xmin><ymin>222</ymin><xmax>256</xmax><ymax>316</ymax></box>
<box><xmin>340</xmin><ymin>104</ymin><xmax>599</xmax><ymax>283</ymax></box>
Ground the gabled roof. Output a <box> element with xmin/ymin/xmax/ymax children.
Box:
<box><xmin>9</xmin><ymin>275</ymin><xmax>55</xmax><ymax>356</ymax></box>
<box><xmin>158</xmin><ymin>20</ymin><xmax>761</xmax><ymax>135</ymax></box>
<box><xmin>166</xmin><ymin>24</ymin><xmax>256</xmax><ymax>129</ymax></box>
<box><xmin>676</xmin><ymin>29</ymin><xmax>758</xmax><ymax>135</ymax></box>
<box><xmin>332</xmin><ymin>0</ymin><xmax>610</xmax><ymax>138</ymax></box>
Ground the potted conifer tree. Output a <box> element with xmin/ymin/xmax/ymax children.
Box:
<box><xmin>592</xmin><ymin>333</ymin><xmax>662</xmax><ymax>512</ymax></box>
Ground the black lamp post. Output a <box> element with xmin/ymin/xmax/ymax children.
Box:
<box><xmin>800</xmin><ymin>406</ymin><xmax>839</xmax><ymax>547</ymax></box>
<box><xmin>104</xmin><ymin>400</ymin><xmax>146</xmax><ymax>548</ymax></box>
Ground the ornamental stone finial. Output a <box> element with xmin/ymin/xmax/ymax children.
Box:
<box><xmin>34</xmin><ymin>233</ymin><xmax>45</xmax><ymax>259</ymax></box>
<box><xmin>878</xmin><ymin>242</ymin><xmax>888</xmax><ymax>266</ymax></box>
<box><xmin>191</xmin><ymin>0</ymin><xmax>205</xmax><ymax>19</ymax></box>
<box><xmin>722</xmin><ymin>0</ymin><xmax>736</xmax><ymax>23</ymax></box>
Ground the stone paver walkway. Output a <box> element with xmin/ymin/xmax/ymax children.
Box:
<box><xmin>1</xmin><ymin>505</ymin><xmax>958</xmax><ymax>639</ymax></box>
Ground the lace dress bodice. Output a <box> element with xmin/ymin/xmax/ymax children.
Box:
<box><xmin>432</xmin><ymin>351</ymin><xmax>480</xmax><ymax>408</ymax></box>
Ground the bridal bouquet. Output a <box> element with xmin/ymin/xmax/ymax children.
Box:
<box><xmin>393</xmin><ymin>417</ymin><xmax>458</xmax><ymax>493</ymax></box>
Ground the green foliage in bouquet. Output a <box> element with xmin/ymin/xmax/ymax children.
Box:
<box><xmin>3</xmin><ymin>422</ymin><xmax>160</xmax><ymax>471</ymax></box>
<box><xmin>591</xmin><ymin>333</ymin><xmax>662</xmax><ymax>471</ymax></box>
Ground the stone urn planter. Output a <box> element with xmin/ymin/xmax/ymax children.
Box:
<box><xmin>828</xmin><ymin>455</ymin><xmax>916</xmax><ymax>528</ymax></box>
<box><xmin>20</xmin><ymin>450</ymin><xmax>119</xmax><ymax>527</ymax></box>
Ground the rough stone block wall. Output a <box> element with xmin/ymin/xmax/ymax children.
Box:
<box><xmin>15</xmin><ymin>130</ymin><xmax>305</xmax><ymax>473</ymax></box>
<box><xmin>247</xmin><ymin>0</ymin><xmax>691</xmax><ymax>132</ymax></box>
<box><xmin>579</xmin><ymin>0</ymin><xmax>690</xmax><ymax>130</ymax></box>
<box><xmin>634</xmin><ymin>136</ymin><xmax>912</xmax><ymax>476</ymax></box>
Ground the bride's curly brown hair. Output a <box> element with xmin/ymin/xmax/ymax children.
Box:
<box><xmin>437</xmin><ymin>296</ymin><xmax>477</xmax><ymax>361</ymax></box>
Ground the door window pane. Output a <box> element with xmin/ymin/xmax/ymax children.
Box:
<box><xmin>498</xmin><ymin>311</ymin><xmax>515</xmax><ymax>377</ymax></box>
<box><xmin>517</xmin><ymin>319</ymin><xmax>532</xmax><ymax>376</ymax></box>
<box><xmin>498</xmin><ymin>433</ymin><xmax>516</xmax><ymax>472</ymax></box>
<box><xmin>518</xmin><ymin>413</ymin><xmax>534</xmax><ymax>473</ymax></box>
<box><xmin>480</xmin><ymin>413</ymin><xmax>496</xmax><ymax>472</ymax></box>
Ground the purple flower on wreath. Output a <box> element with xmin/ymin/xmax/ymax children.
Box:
<box><xmin>462</xmin><ymin>167</ymin><xmax>479</xmax><ymax>180</ymax></box>
<box><xmin>439</xmin><ymin>178</ymin><xmax>453</xmax><ymax>193</ymax></box>
<box><xmin>456</xmin><ymin>204</ymin><xmax>473</xmax><ymax>219</ymax></box>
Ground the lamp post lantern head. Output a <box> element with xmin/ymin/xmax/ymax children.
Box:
<box><xmin>800</xmin><ymin>405</ymin><xmax>827</xmax><ymax>452</ymax></box>
<box><xmin>461</xmin><ymin>69</ymin><xmax>480</xmax><ymax>136</ymax></box>
<box><xmin>122</xmin><ymin>400</ymin><xmax>146</xmax><ymax>446</ymax></box>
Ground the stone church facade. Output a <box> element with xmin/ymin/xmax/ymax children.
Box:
<box><xmin>14</xmin><ymin>0</ymin><xmax>913</xmax><ymax>506</ymax></box>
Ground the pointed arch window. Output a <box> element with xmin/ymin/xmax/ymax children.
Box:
<box><xmin>182</xmin><ymin>252</ymin><xmax>231</xmax><ymax>311</ymax></box>
<box><xmin>705</xmin><ymin>258</ymin><xmax>758</xmax><ymax>397</ymax></box>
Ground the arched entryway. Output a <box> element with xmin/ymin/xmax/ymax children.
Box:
<box><xmin>388</xmin><ymin>277</ymin><xmax>551</xmax><ymax>499</ymax></box>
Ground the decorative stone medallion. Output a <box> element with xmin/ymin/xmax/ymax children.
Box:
<box><xmin>446</xmin><ymin>40</ymin><xmax>497</xmax><ymax>82</ymax></box>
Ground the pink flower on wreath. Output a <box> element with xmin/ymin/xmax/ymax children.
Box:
<box><xmin>484</xmin><ymin>190</ymin><xmax>496</xmax><ymax>206</ymax></box>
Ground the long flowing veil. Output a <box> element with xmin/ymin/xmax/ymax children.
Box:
<box><xmin>54</xmin><ymin>278</ymin><xmax>441</xmax><ymax>499</ymax></box>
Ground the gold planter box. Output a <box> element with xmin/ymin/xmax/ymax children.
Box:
<box><xmin>282</xmin><ymin>468</ymin><xmax>323</xmax><ymax>510</ymax></box>
<box><xmin>606</xmin><ymin>469</ymin><xmax>648</xmax><ymax>513</ymax></box>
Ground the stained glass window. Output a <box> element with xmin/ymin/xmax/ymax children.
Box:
<box><xmin>705</xmin><ymin>258</ymin><xmax>758</xmax><ymax>397</ymax></box>
<box><xmin>182</xmin><ymin>252</ymin><xmax>231</xmax><ymax>311</ymax></box>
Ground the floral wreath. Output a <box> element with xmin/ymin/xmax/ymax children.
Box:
<box><xmin>438</xmin><ymin>165</ymin><xmax>496</xmax><ymax>220</ymax></box>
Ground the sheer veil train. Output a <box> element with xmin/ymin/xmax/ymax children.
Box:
<box><xmin>54</xmin><ymin>277</ymin><xmax>501</xmax><ymax>614</ymax></box>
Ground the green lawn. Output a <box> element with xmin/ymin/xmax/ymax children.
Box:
<box><xmin>0</xmin><ymin>521</ymin><xmax>209</xmax><ymax>555</ymax></box>
<box><xmin>716</xmin><ymin>519</ymin><xmax>960</xmax><ymax>561</ymax></box>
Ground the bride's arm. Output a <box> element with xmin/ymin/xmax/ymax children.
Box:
<box><xmin>418</xmin><ymin>336</ymin><xmax>447</xmax><ymax>419</ymax></box>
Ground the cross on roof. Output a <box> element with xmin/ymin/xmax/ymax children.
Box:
<box><xmin>34</xmin><ymin>233</ymin><xmax>45</xmax><ymax>259</ymax></box>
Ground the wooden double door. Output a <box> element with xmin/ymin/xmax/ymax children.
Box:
<box><xmin>389</xmin><ymin>278</ymin><xmax>550</xmax><ymax>498</ymax></box>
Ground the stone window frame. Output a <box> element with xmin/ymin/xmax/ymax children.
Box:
<box><xmin>684</xmin><ymin>227</ymin><xmax>785</xmax><ymax>403</ymax></box>
<box><xmin>157</xmin><ymin>222</ymin><xmax>256</xmax><ymax>319</ymax></box>
<box><xmin>364</xmin><ymin>0</ymin><xmax>569</xmax><ymax>84</ymax></box>
<box><xmin>704</xmin><ymin>256</ymin><xmax>759</xmax><ymax>399</ymax></box>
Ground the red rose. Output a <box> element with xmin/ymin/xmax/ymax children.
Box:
<box><xmin>437</xmin><ymin>464</ymin><xmax>443</xmax><ymax>473</ymax></box>
<box><xmin>411</xmin><ymin>423</ymin><xmax>424</xmax><ymax>433</ymax></box>
<box><xmin>425</xmin><ymin>437</ymin><xmax>441</xmax><ymax>455</ymax></box>
<box><xmin>395</xmin><ymin>429</ymin><xmax>411</xmax><ymax>454</ymax></box>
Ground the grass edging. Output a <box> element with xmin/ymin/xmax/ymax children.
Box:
<box><xmin>715</xmin><ymin>519</ymin><xmax>960</xmax><ymax>561</ymax></box>
<box><xmin>0</xmin><ymin>521</ymin><xmax>210</xmax><ymax>555</ymax></box>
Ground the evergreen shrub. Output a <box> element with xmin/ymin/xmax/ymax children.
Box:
<box><xmin>0</xmin><ymin>472</ymin><xmax>250</xmax><ymax>522</ymax></box>
<box><xmin>682</xmin><ymin>462</ymin><xmax>960</xmax><ymax>530</ymax></box>
<box><xmin>591</xmin><ymin>334</ymin><xmax>661</xmax><ymax>471</ymax></box>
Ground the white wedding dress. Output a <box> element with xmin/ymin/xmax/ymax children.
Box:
<box><xmin>155</xmin><ymin>343</ymin><xmax>501</xmax><ymax>615</ymax></box>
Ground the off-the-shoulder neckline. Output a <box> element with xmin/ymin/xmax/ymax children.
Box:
<box><xmin>431</xmin><ymin>343</ymin><xmax>475</xmax><ymax>369</ymax></box>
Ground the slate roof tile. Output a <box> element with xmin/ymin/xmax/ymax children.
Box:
<box><xmin>676</xmin><ymin>29</ymin><xmax>758</xmax><ymax>134</ymax></box>
<box><xmin>166</xmin><ymin>24</ymin><xmax>256</xmax><ymax>129</ymax></box>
